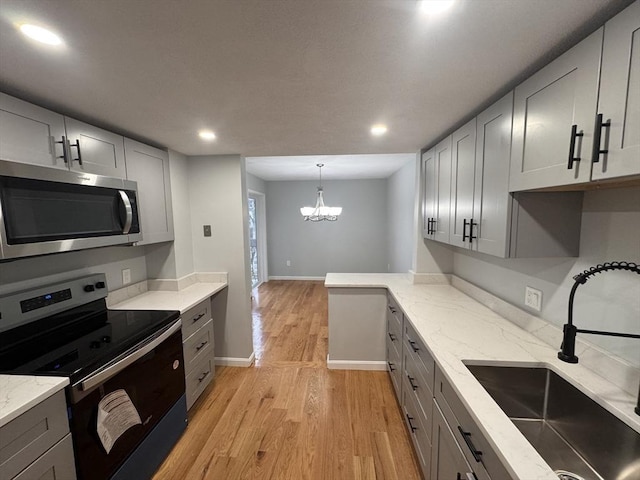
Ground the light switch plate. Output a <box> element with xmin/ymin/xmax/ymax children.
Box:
<box><xmin>203</xmin><ymin>225</ymin><xmax>212</xmax><ymax>237</ymax></box>
<box><xmin>525</xmin><ymin>286</ymin><xmax>542</xmax><ymax>311</ymax></box>
<box><xmin>122</xmin><ymin>268</ymin><xmax>131</xmax><ymax>285</ymax></box>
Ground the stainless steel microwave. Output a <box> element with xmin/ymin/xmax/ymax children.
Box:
<box><xmin>0</xmin><ymin>160</ymin><xmax>141</xmax><ymax>261</ymax></box>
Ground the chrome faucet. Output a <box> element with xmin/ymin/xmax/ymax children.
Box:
<box><xmin>557</xmin><ymin>261</ymin><xmax>640</xmax><ymax>416</ymax></box>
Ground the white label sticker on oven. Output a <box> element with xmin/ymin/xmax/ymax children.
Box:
<box><xmin>96</xmin><ymin>389</ymin><xmax>142</xmax><ymax>454</ymax></box>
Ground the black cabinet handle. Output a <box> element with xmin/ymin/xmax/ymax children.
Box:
<box><xmin>591</xmin><ymin>113</ymin><xmax>611</xmax><ymax>163</ymax></box>
<box><xmin>458</xmin><ymin>426</ymin><xmax>483</xmax><ymax>462</ymax></box>
<box><xmin>567</xmin><ymin>124</ymin><xmax>584</xmax><ymax>169</ymax></box>
<box><xmin>457</xmin><ymin>474</ymin><xmax>477</xmax><ymax>480</ymax></box>
<box><xmin>469</xmin><ymin>218</ymin><xmax>477</xmax><ymax>243</ymax></box>
<box><xmin>428</xmin><ymin>218</ymin><xmax>436</xmax><ymax>235</ymax></box>
<box><xmin>406</xmin><ymin>413</ymin><xmax>418</xmax><ymax>432</ymax></box>
<box><xmin>388</xmin><ymin>332</ymin><xmax>396</xmax><ymax>342</ymax></box>
<box><xmin>69</xmin><ymin>139</ymin><xmax>82</xmax><ymax>165</ymax></box>
<box><xmin>409</xmin><ymin>340</ymin><xmax>419</xmax><ymax>353</ymax></box>
<box><xmin>56</xmin><ymin>136</ymin><xmax>69</xmax><ymax>164</ymax></box>
<box><xmin>462</xmin><ymin>219</ymin><xmax>469</xmax><ymax>241</ymax></box>
<box><xmin>387</xmin><ymin>361</ymin><xmax>395</xmax><ymax>372</ymax></box>
<box><xmin>195</xmin><ymin>341</ymin><xmax>208</xmax><ymax>351</ymax></box>
<box><xmin>192</xmin><ymin>312</ymin><xmax>206</xmax><ymax>323</ymax></box>
<box><xmin>197</xmin><ymin>371</ymin><xmax>210</xmax><ymax>383</ymax></box>
<box><xmin>407</xmin><ymin>375</ymin><xmax>418</xmax><ymax>390</ymax></box>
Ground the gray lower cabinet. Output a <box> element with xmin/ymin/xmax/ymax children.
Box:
<box><xmin>386</xmin><ymin>293</ymin><xmax>403</xmax><ymax>400</ymax></box>
<box><xmin>431</xmin><ymin>402</ymin><xmax>473</xmax><ymax>480</ymax></box>
<box><xmin>0</xmin><ymin>390</ymin><xmax>77</xmax><ymax>480</ymax></box>
<box><xmin>434</xmin><ymin>366</ymin><xmax>511</xmax><ymax>480</ymax></box>
<box><xmin>182</xmin><ymin>298</ymin><xmax>215</xmax><ymax>410</ymax></box>
<box><xmin>124</xmin><ymin>138</ymin><xmax>174</xmax><ymax>245</ymax></box>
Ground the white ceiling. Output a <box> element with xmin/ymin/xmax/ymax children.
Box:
<box><xmin>0</xmin><ymin>0</ymin><xmax>633</xmax><ymax>180</ymax></box>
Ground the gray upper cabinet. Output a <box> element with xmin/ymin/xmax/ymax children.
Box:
<box><xmin>124</xmin><ymin>139</ymin><xmax>174</xmax><ymax>245</ymax></box>
<box><xmin>0</xmin><ymin>93</ymin><xmax>68</xmax><ymax>170</ymax></box>
<box><xmin>509</xmin><ymin>28</ymin><xmax>603</xmax><ymax>191</ymax></box>
<box><xmin>449</xmin><ymin>119</ymin><xmax>477</xmax><ymax>248</ymax></box>
<box><xmin>0</xmin><ymin>93</ymin><xmax>127</xmax><ymax>178</ymax></box>
<box><xmin>421</xmin><ymin>147</ymin><xmax>436</xmax><ymax>239</ymax></box>
<box><xmin>592</xmin><ymin>0</ymin><xmax>640</xmax><ymax>181</ymax></box>
<box><xmin>472</xmin><ymin>93</ymin><xmax>514</xmax><ymax>257</ymax></box>
<box><xmin>434</xmin><ymin>136</ymin><xmax>452</xmax><ymax>243</ymax></box>
<box><xmin>64</xmin><ymin>117</ymin><xmax>126</xmax><ymax>178</ymax></box>
<box><xmin>422</xmin><ymin>138</ymin><xmax>452</xmax><ymax>243</ymax></box>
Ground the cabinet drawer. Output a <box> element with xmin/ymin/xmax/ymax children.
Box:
<box><xmin>403</xmin><ymin>381</ymin><xmax>432</xmax><ymax>476</ymax></box>
<box><xmin>0</xmin><ymin>390</ymin><xmax>70</xmax><ymax>480</ymax></box>
<box><xmin>386</xmin><ymin>312</ymin><xmax>402</xmax><ymax>351</ymax></box>
<box><xmin>186</xmin><ymin>356</ymin><xmax>214</xmax><ymax>410</ymax></box>
<box><xmin>434</xmin><ymin>367</ymin><xmax>510</xmax><ymax>480</ymax></box>
<box><xmin>404</xmin><ymin>321</ymin><xmax>435</xmax><ymax>393</ymax></box>
<box><xmin>13</xmin><ymin>434</ymin><xmax>76</xmax><ymax>480</ymax></box>
<box><xmin>404</xmin><ymin>348</ymin><xmax>433</xmax><ymax>442</ymax></box>
<box><xmin>387</xmin><ymin>293</ymin><xmax>402</xmax><ymax>331</ymax></box>
<box><xmin>181</xmin><ymin>299</ymin><xmax>212</xmax><ymax>340</ymax></box>
<box><xmin>183</xmin><ymin>319</ymin><xmax>214</xmax><ymax>375</ymax></box>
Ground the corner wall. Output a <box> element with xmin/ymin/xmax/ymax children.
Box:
<box><xmin>187</xmin><ymin>155</ymin><xmax>253</xmax><ymax>360</ymax></box>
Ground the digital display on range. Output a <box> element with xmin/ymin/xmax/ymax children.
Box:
<box><xmin>20</xmin><ymin>288</ymin><xmax>72</xmax><ymax>313</ymax></box>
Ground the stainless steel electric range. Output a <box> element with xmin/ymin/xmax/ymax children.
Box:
<box><xmin>0</xmin><ymin>274</ymin><xmax>187</xmax><ymax>480</ymax></box>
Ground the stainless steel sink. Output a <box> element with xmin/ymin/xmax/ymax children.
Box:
<box><xmin>466</xmin><ymin>364</ymin><xmax>640</xmax><ymax>480</ymax></box>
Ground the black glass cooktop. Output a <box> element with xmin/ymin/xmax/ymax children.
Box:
<box><xmin>0</xmin><ymin>299</ymin><xmax>179</xmax><ymax>384</ymax></box>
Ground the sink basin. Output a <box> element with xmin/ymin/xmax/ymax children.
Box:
<box><xmin>466</xmin><ymin>364</ymin><xmax>640</xmax><ymax>480</ymax></box>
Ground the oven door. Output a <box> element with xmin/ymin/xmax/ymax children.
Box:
<box><xmin>67</xmin><ymin>319</ymin><xmax>186</xmax><ymax>480</ymax></box>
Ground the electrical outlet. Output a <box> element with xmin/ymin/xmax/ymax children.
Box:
<box><xmin>286</xmin><ymin>260</ymin><xmax>291</xmax><ymax>267</ymax></box>
<box><xmin>525</xmin><ymin>286</ymin><xmax>542</xmax><ymax>311</ymax></box>
<box><xmin>203</xmin><ymin>225</ymin><xmax>212</xmax><ymax>237</ymax></box>
<box><xmin>122</xmin><ymin>268</ymin><xmax>131</xmax><ymax>285</ymax></box>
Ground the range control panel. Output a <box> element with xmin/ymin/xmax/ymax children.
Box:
<box><xmin>0</xmin><ymin>273</ymin><xmax>108</xmax><ymax>332</ymax></box>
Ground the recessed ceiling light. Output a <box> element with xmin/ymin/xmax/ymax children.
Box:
<box><xmin>198</xmin><ymin>130</ymin><xmax>216</xmax><ymax>140</ymax></box>
<box><xmin>371</xmin><ymin>124</ymin><xmax>388</xmax><ymax>136</ymax></box>
<box><xmin>418</xmin><ymin>0</ymin><xmax>456</xmax><ymax>15</ymax></box>
<box><xmin>19</xmin><ymin>24</ymin><xmax>63</xmax><ymax>46</ymax></box>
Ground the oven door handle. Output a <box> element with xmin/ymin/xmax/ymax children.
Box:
<box><xmin>80</xmin><ymin>318</ymin><xmax>182</xmax><ymax>391</ymax></box>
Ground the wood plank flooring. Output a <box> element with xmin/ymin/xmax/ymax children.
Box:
<box><xmin>153</xmin><ymin>280</ymin><xmax>421</xmax><ymax>480</ymax></box>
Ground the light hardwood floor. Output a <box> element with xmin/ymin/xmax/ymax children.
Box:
<box><xmin>153</xmin><ymin>280</ymin><xmax>421</xmax><ymax>480</ymax></box>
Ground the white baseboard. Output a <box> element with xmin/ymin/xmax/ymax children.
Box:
<box><xmin>215</xmin><ymin>352</ymin><xmax>255</xmax><ymax>367</ymax></box>
<box><xmin>269</xmin><ymin>275</ymin><xmax>326</xmax><ymax>281</ymax></box>
<box><xmin>326</xmin><ymin>356</ymin><xmax>387</xmax><ymax>371</ymax></box>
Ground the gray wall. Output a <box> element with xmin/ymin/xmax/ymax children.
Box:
<box><xmin>266</xmin><ymin>179</ymin><xmax>388</xmax><ymax>277</ymax></box>
<box><xmin>188</xmin><ymin>154</ymin><xmax>253</xmax><ymax>360</ymax></box>
<box><xmin>453</xmin><ymin>186</ymin><xmax>640</xmax><ymax>367</ymax></box>
<box><xmin>0</xmin><ymin>246</ymin><xmax>148</xmax><ymax>295</ymax></box>
<box><xmin>387</xmin><ymin>159</ymin><xmax>416</xmax><ymax>273</ymax></box>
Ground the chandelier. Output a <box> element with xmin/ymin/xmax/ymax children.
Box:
<box><xmin>300</xmin><ymin>164</ymin><xmax>342</xmax><ymax>222</ymax></box>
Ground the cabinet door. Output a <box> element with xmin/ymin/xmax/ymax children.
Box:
<box><xmin>434</xmin><ymin>136</ymin><xmax>452</xmax><ymax>243</ymax></box>
<box><xmin>449</xmin><ymin>119</ymin><xmax>477</xmax><ymax>248</ymax></box>
<box><xmin>473</xmin><ymin>92</ymin><xmax>514</xmax><ymax>257</ymax></box>
<box><xmin>592</xmin><ymin>1</ymin><xmax>640</xmax><ymax>180</ymax></box>
<box><xmin>124</xmin><ymin>139</ymin><xmax>174</xmax><ymax>245</ymax></box>
<box><xmin>431</xmin><ymin>403</ymin><xmax>474</xmax><ymax>480</ymax></box>
<box><xmin>0</xmin><ymin>93</ymin><xmax>68</xmax><ymax>169</ymax></box>
<box><xmin>64</xmin><ymin>117</ymin><xmax>126</xmax><ymax>178</ymax></box>
<box><xmin>422</xmin><ymin>147</ymin><xmax>437</xmax><ymax>239</ymax></box>
<box><xmin>509</xmin><ymin>28</ymin><xmax>603</xmax><ymax>191</ymax></box>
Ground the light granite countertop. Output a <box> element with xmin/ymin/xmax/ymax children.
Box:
<box><xmin>0</xmin><ymin>375</ymin><xmax>68</xmax><ymax>428</ymax></box>
<box><xmin>325</xmin><ymin>272</ymin><xmax>640</xmax><ymax>480</ymax></box>
<box><xmin>109</xmin><ymin>282</ymin><xmax>227</xmax><ymax>313</ymax></box>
